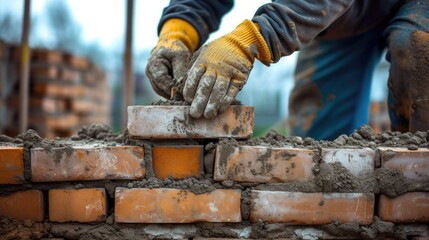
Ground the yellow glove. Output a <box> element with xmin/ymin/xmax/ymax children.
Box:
<box><xmin>183</xmin><ymin>19</ymin><xmax>271</xmax><ymax>118</ymax></box>
<box><xmin>146</xmin><ymin>18</ymin><xmax>199</xmax><ymax>98</ymax></box>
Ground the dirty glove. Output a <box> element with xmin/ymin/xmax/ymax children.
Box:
<box><xmin>183</xmin><ymin>20</ymin><xmax>271</xmax><ymax>118</ymax></box>
<box><xmin>146</xmin><ymin>18</ymin><xmax>200</xmax><ymax>98</ymax></box>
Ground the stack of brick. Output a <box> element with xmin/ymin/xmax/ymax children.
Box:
<box><xmin>0</xmin><ymin>105</ymin><xmax>428</xmax><ymax>239</ymax></box>
<box><xmin>0</xmin><ymin>41</ymin><xmax>111</xmax><ymax>138</ymax></box>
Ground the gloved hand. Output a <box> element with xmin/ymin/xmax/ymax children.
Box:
<box><xmin>183</xmin><ymin>19</ymin><xmax>271</xmax><ymax>119</ymax></box>
<box><xmin>146</xmin><ymin>18</ymin><xmax>199</xmax><ymax>99</ymax></box>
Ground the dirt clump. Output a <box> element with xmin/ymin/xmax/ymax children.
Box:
<box><xmin>71</xmin><ymin>123</ymin><xmax>120</xmax><ymax>142</ymax></box>
<box><xmin>316</xmin><ymin>162</ymin><xmax>366</xmax><ymax>192</ymax></box>
<box><xmin>0</xmin><ymin>216</ymin><xmax>51</xmax><ymax>240</ymax></box>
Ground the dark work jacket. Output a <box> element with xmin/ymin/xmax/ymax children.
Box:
<box><xmin>158</xmin><ymin>0</ymin><xmax>404</xmax><ymax>64</ymax></box>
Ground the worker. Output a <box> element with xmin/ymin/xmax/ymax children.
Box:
<box><xmin>146</xmin><ymin>0</ymin><xmax>429</xmax><ymax>140</ymax></box>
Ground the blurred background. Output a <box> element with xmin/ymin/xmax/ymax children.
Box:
<box><xmin>0</xmin><ymin>0</ymin><xmax>390</xmax><ymax>138</ymax></box>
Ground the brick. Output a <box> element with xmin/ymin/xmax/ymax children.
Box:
<box><xmin>214</xmin><ymin>146</ymin><xmax>315</xmax><ymax>183</ymax></box>
<box><xmin>8</xmin><ymin>95</ymin><xmax>63</xmax><ymax>113</ymax></box>
<box><xmin>32</xmin><ymin>83</ymin><xmax>85</xmax><ymax>98</ymax></box>
<box><xmin>31</xmin><ymin>145</ymin><xmax>144</xmax><ymax>182</ymax></box>
<box><xmin>152</xmin><ymin>145</ymin><xmax>203</xmax><ymax>179</ymax></box>
<box><xmin>60</xmin><ymin>67</ymin><xmax>80</xmax><ymax>82</ymax></box>
<box><xmin>29</xmin><ymin>113</ymin><xmax>79</xmax><ymax>130</ymax></box>
<box><xmin>0</xmin><ymin>190</ymin><xmax>44</xmax><ymax>221</ymax></box>
<box><xmin>64</xmin><ymin>54</ymin><xmax>90</xmax><ymax>70</ymax></box>
<box><xmin>49</xmin><ymin>188</ymin><xmax>106</xmax><ymax>222</ymax></box>
<box><xmin>32</xmin><ymin>82</ymin><xmax>69</xmax><ymax>97</ymax></box>
<box><xmin>115</xmin><ymin>188</ymin><xmax>241</xmax><ymax>223</ymax></box>
<box><xmin>30</xmin><ymin>65</ymin><xmax>59</xmax><ymax>79</ymax></box>
<box><xmin>379</xmin><ymin>192</ymin><xmax>429</xmax><ymax>223</ymax></box>
<box><xmin>127</xmin><ymin>105</ymin><xmax>254</xmax><ymax>139</ymax></box>
<box><xmin>250</xmin><ymin>191</ymin><xmax>374</xmax><ymax>224</ymax></box>
<box><xmin>0</xmin><ymin>146</ymin><xmax>24</xmax><ymax>184</ymax></box>
<box><xmin>379</xmin><ymin>147</ymin><xmax>429</xmax><ymax>182</ymax></box>
<box><xmin>31</xmin><ymin>49</ymin><xmax>63</xmax><ymax>64</ymax></box>
<box><xmin>70</xmin><ymin>98</ymin><xmax>95</xmax><ymax>114</ymax></box>
<box><xmin>322</xmin><ymin>148</ymin><xmax>375</xmax><ymax>176</ymax></box>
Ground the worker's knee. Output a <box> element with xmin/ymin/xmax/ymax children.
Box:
<box><xmin>387</xmin><ymin>30</ymin><xmax>429</xmax><ymax>132</ymax></box>
<box><xmin>388</xmin><ymin>30</ymin><xmax>429</xmax><ymax>72</ymax></box>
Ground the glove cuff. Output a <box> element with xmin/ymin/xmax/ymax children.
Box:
<box><xmin>159</xmin><ymin>18</ymin><xmax>200</xmax><ymax>52</ymax></box>
<box><xmin>228</xmin><ymin>19</ymin><xmax>271</xmax><ymax>65</ymax></box>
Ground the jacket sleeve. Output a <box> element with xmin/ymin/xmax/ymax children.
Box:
<box><xmin>158</xmin><ymin>0</ymin><xmax>234</xmax><ymax>47</ymax></box>
<box><xmin>252</xmin><ymin>0</ymin><xmax>355</xmax><ymax>63</ymax></box>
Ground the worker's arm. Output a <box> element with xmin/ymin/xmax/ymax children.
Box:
<box><xmin>252</xmin><ymin>0</ymin><xmax>355</xmax><ymax>62</ymax></box>
<box><xmin>145</xmin><ymin>0</ymin><xmax>233</xmax><ymax>98</ymax></box>
<box><xmin>183</xmin><ymin>0</ymin><xmax>356</xmax><ymax>118</ymax></box>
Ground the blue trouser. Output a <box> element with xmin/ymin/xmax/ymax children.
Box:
<box><xmin>288</xmin><ymin>0</ymin><xmax>429</xmax><ymax>140</ymax></box>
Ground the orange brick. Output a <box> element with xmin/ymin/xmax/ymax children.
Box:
<box><xmin>30</xmin><ymin>65</ymin><xmax>59</xmax><ymax>79</ymax></box>
<box><xmin>0</xmin><ymin>190</ymin><xmax>44</xmax><ymax>221</ymax></box>
<box><xmin>32</xmin><ymin>82</ymin><xmax>69</xmax><ymax>97</ymax></box>
<box><xmin>31</xmin><ymin>145</ymin><xmax>144</xmax><ymax>182</ymax></box>
<box><xmin>250</xmin><ymin>191</ymin><xmax>374</xmax><ymax>224</ymax></box>
<box><xmin>49</xmin><ymin>188</ymin><xmax>106</xmax><ymax>222</ymax></box>
<box><xmin>60</xmin><ymin>67</ymin><xmax>80</xmax><ymax>82</ymax></box>
<box><xmin>31</xmin><ymin>49</ymin><xmax>63</xmax><ymax>64</ymax></box>
<box><xmin>8</xmin><ymin>96</ymin><xmax>62</xmax><ymax>113</ymax></box>
<box><xmin>64</xmin><ymin>54</ymin><xmax>90</xmax><ymax>70</ymax></box>
<box><xmin>29</xmin><ymin>113</ymin><xmax>79</xmax><ymax>130</ymax></box>
<box><xmin>214</xmin><ymin>146</ymin><xmax>315</xmax><ymax>183</ymax></box>
<box><xmin>70</xmin><ymin>98</ymin><xmax>95</xmax><ymax>114</ymax></box>
<box><xmin>0</xmin><ymin>146</ymin><xmax>24</xmax><ymax>184</ymax></box>
<box><xmin>115</xmin><ymin>188</ymin><xmax>241</xmax><ymax>223</ymax></box>
<box><xmin>152</xmin><ymin>145</ymin><xmax>203</xmax><ymax>179</ymax></box>
<box><xmin>379</xmin><ymin>148</ymin><xmax>429</xmax><ymax>182</ymax></box>
<box><xmin>127</xmin><ymin>105</ymin><xmax>254</xmax><ymax>139</ymax></box>
<box><xmin>379</xmin><ymin>192</ymin><xmax>429</xmax><ymax>223</ymax></box>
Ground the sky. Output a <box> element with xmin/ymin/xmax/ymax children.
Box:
<box><xmin>0</xmin><ymin>0</ymin><xmax>270</xmax><ymax>52</ymax></box>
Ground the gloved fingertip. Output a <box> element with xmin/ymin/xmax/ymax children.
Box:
<box><xmin>204</xmin><ymin>110</ymin><xmax>217</xmax><ymax>119</ymax></box>
<box><xmin>189</xmin><ymin>104</ymin><xmax>204</xmax><ymax>119</ymax></box>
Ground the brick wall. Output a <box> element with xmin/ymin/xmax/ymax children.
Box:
<box><xmin>0</xmin><ymin>105</ymin><xmax>428</xmax><ymax>239</ymax></box>
<box><xmin>0</xmin><ymin>40</ymin><xmax>111</xmax><ymax>138</ymax></box>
